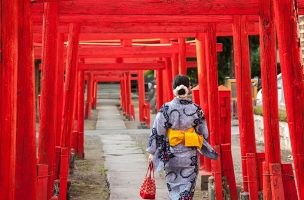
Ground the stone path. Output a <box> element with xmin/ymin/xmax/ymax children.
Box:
<box><xmin>87</xmin><ymin>98</ymin><xmax>168</xmax><ymax>200</ymax></box>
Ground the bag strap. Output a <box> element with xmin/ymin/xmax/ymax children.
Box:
<box><xmin>147</xmin><ymin>162</ymin><xmax>155</xmax><ymax>179</ymax></box>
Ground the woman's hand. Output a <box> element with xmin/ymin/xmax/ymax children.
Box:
<box><xmin>148</xmin><ymin>154</ymin><xmax>154</xmax><ymax>163</ymax></box>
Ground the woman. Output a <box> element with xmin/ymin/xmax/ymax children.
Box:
<box><xmin>146</xmin><ymin>75</ymin><xmax>217</xmax><ymax>200</ymax></box>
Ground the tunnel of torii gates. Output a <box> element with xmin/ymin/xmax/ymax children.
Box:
<box><xmin>2</xmin><ymin>0</ymin><xmax>304</xmax><ymax>200</ymax></box>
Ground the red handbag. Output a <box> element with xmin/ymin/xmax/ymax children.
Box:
<box><xmin>140</xmin><ymin>162</ymin><xmax>156</xmax><ymax>199</ymax></box>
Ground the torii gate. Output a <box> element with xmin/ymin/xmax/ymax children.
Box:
<box><xmin>1</xmin><ymin>0</ymin><xmax>304</xmax><ymax>200</ymax></box>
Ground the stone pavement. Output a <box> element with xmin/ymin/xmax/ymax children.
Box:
<box><xmin>86</xmin><ymin>98</ymin><xmax>168</xmax><ymax>200</ymax></box>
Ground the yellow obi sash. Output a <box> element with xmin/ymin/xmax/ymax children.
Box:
<box><xmin>168</xmin><ymin>128</ymin><xmax>203</xmax><ymax>149</ymax></box>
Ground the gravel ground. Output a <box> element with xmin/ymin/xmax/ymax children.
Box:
<box><xmin>69</xmin><ymin>109</ymin><xmax>110</xmax><ymax>200</ymax></box>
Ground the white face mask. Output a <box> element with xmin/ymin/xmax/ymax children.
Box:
<box><xmin>173</xmin><ymin>85</ymin><xmax>189</xmax><ymax>98</ymax></box>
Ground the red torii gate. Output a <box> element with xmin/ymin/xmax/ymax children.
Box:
<box><xmin>1</xmin><ymin>0</ymin><xmax>304</xmax><ymax>200</ymax></box>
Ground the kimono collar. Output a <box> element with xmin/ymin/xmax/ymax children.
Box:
<box><xmin>172</xmin><ymin>97</ymin><xmax>193</xmax><ymax>105</ymax></box>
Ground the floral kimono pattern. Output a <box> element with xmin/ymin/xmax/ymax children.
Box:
<box><xmin>146</xmin><ymin>98</ymin><xmax>210</xmax><ymax>200</ymax></box>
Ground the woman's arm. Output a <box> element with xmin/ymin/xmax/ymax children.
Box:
<box><xmin>146</xmin><ymin>105</ymin><xmax>168</xmax><ymax>155</ymax></box>
<box><xmin>194</xmin><ymin>107</ymin><xmax>209</xmax><ymax>140</ymax></box>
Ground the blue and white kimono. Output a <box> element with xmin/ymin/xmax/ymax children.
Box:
<box><xmin>146</xmin><ymin>98</ymin><xmax>217</xmax><ymax>200</ymax></box>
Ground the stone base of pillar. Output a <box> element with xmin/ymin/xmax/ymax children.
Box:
<box><xmin>137</xmin><ymin>122</ymin><xmax>149</xmax><ymax>129</ymax></box>
<box><xmin>54</xmin><ymin>179</ymin><xmax>71</xmax><ymax>198</ymax></box>
<box><xmin>201</xmin><ymin>174</ymin><xmax>212</xmax><ymax>191</ymax></box>
<box><xmin>240</xmin><ymin>192</ymin><xmax>249</xmax><ymax>200</ymax></box>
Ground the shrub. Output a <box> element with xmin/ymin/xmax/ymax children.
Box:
<box><xmin>254</xmin><ymin>106</ymin><xmax>287</xmax><ymax>122</ymax></box>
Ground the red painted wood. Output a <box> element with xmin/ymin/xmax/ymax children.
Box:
<box><xmin>259</xmin><ymin>0</ymin><xmax>281</xmax><ymax>165</ymax></box>
<box><xmin>221</xmin><ymin>144</ymin><xmax>238</xmax><ymax>200</ymax></box>
<box><xmin>263</xmin><ymin>162</ymin><xmax>272</xmax><ymax>200</ymax></box>
<box><xmin>85</xmin><ymin>72</ymin><xmax>93</xmax><ymax>119</ymax></box>
<box><xmin>122</xmin><ymin>73</ymin><xmax>128</xmax><ymax>115</ymax></box>
<box><xmin>32</xmin><ymin>0</ymin><xmax>260</xmax><ymax>15</ymax></box>
<box><xmin>84</xmin><ymin>58</ymin><xmax>158</xmax><ymax>64</ymax></box>
<box><xmin>35</xmin><ymin>14</ymin><xmax>237</xmax><ymax>24</ymax></box>
<box><xmin>218</xmin><ymin>86</ymin><xmax>231</xmax><ymax>144</ymax></box>
<box><xmin>94</xmin><ymin>76</ymin><xmax>122</xmax><ymax>81</ymax></box>
<box><xmin>126</xmin><ymin>72</ymin><xmax>132</xmax><ymax>118</ymax></box>
<box><xmin>122</xmin><ymin>75</ymin><xmax>128</xmax><ymax>115</ymax></box>
<box><xmin>281</xmin><ymin>163</ymin><xmax>298</xmax><ymax>200</ymax></box>
<box><xmin>269</xmin><ymin>164</ymin><xmax>285</xmax><ymax>200</ymax></box>
<box><xmin>0</xmin><ymin>0</ymin><xmax>18</xmax><ymax>199</ymax></box>
<box><xmin>196</xmin><ymin>33</ymin><xmax>212</xmax><ymax>172</ymax></box>
<box><xmin>171</xmin><ymin>54</ymin><xmax>179</xmax><ymax>78</ymax></box>
<box><xmin>77</xmin><ymin>70</ymin><xmax>85</xmax><ymax>159</ymax></box>
<box><xmin>273</xmin><ymin>0</ymin><xmax>304</xmax><ymax>197</ymax></box>
<box><xmin>156</xmin><ymin>70</ymin><xmax>164</xmax><ymax>110</ymax></box>
<box><xmin>36</xmin><ymin>164</ymin><xmax>49</xmax><ymax>200</ymax></box>
<box><xmin>56</xmin><ymin>33</ymin><xmax>65</xmax><ymax>147</ymax></box>
<box><xmin>15</xmin><ymin>0</ymin><xmax>37</xmax><ymax>199</ymax></box>
<box><xmin>54</xmin><ymin>146</ymin><xmax>61</xmax><ymax>179</ymax></box>
<box><xmin>255</xmin><ymin>153</ymin><xmax>265</xmax><ymax>191</ymax></box>
<box><xmin>60</xmin><ymin>23</ymin><xmax>80</xmax><ymax>200</ymax></box>
<box><xmin>78</xmin><ymin>45</ymin><xmax>178</xmax><ymax>57</ymax></box>
<box><xmin>178</xmin><ymin>38</ymin><xmax>187</xmax><ymax>75</ymax></box>
<box><xmin>165</xmin><ymin>57</ymin><xmax>173</xmax><ymax>100</ymax></box>
<box><xmin>79</xmin><ymin>63</ymin><xmax>165</xmax><ymax>71</ymax></box>
<box><xmin>138</xmin><ymin>71</ymin><xmax>145</xmax><ymax>123</ymax></box>
<box><xmin>259</xmin><ymin>0</ymin><xmax>285</xmax><ymax>198</ymax></box>
<box><xmin>205</xmin><ymin>24</ymin><xmax>222</xmax><ymax>200</ymax></box>
<box><xmin>232</xmin><ymin>15</ymin><xmax>257</xmax><ymax>193</ymax></box>
<box><xmin>33</xmin><ymin>43</ymin><xmax>223</xmax><ymax>59</ymax></box>
<box><xmin>92</xmin><ymin>81</ymin><xmax>97</xmax><ymax>109</ymax></box>
<box><xmin>143</xmin><ymin>103</ymin><xmax>151</xmax><ymax>128</ymax></box>
<box><xmin>34</xmin><ymin>32</ymin><xmax>197</xmax><ymax>42</ymax></box>
<box><xmin>37</xmin><ymin>2</ymin><xmax>59</xmax><ymax>199</ymax></box>
<box><xmin>211</xmin><ymin>145</ymin><xmax>223</xmax><ymax>200</ymax></box>
<box><xmin>296</xmin><ymin>0</ymin><xmax>304</xmax><ymax>8</ymax></box>
<box><xmin>33</xmin><ymin>23</ymin><xmax>210</xmax><ymax>33</ymax></box>
<box><xmin>246</xmin><ymin>153</ymin><xmax>259</xmax><ymax>200</ymax></box>
<box><xmin>61</xmin><ymin>23</ymin><xmax>80</xmax><ymax>148</ymax></box>
<box><xmin>71</xmin><ymin>72</ymin><xmax>79</xmax><ymax>153</ymax></box>
<box><xmin>59</xmin><ymin>148</ymin><xmax>69</xmax><ymax>200</ymax></box>
<box><xmin>205</xmin><ymin>24</ymin><xmax>220</xmax><ymax>146</ymax></box>
<box><xmin>192</xmin><ymin>87</ymin><xmax>205</xmax><ymax>169</ymax></box>
<box><xmin>33</xmin><ymin>27</ymin><xmax>258</xmax><ymax>42</ymax></box>
<box><xmin>120</xmin><ymin>80</ymin><xmax>125</xmax><ymax>113</ymax></box>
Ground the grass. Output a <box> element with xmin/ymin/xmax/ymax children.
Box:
<box><xmin>254</xmin><ymin>106</ymin><xmax>287</xmax><ymax>122</ymax></box>
<box><xmin>98</xmin><ymin>166</ymin><xmax>108</xmax><ymax>176</ymax></box>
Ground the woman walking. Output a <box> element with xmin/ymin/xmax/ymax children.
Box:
<box><xmin>146</xmin><ymin>75</ymin><xmax>217</xmax><ymax>200</ymax></box>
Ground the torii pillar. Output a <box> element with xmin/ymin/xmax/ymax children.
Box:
<box><xmin>120</xmin><ymin>78</ymin><xmax>126</xmax><ymax>113</ymax></box>
<box><xmin>233</xmin><ymin>16</ymin><xmax>258</xmax><ymax>199</ymax></box>
<box><xmin>205</xmin><ymin>24</ymin><xmax>223</xmax><ymax>200</ymax></box>
<box><xmin>156</xmin><ymin>69</ymin><xmax>164</xmax><ymax>110</ymax></box>
<box><xmin>178</xmin><ymin>37</ymin><xmax>187</xmax><ymax>75</ymax></box>
<box><xmin>0</xmin><ymin>0</ymin><xmax>18</xmax><ymax>199</ymax></box>
<box><xmin>273</xmin><ymin>0</ymin><xmax>304</xmax><ymax>198</ymax></box>
<box><xmin>259</xmin><ymin>0</ymin><xmax>284</xmax><ymax>199</ymax></box>
<box><xmin>37</xmin><ymin>2</ymin><xmax>59</xmax><ymax>198</ymax></box>
<box><xmin>138</xmin><ymin>71</ymin><xmax>145</xmax><ymax>123</ymax></box>
<box><xmin>171</xmin><ymin>53</ymin><xmax>179</xmax><ymax>78</ymax></box>
<box><xmin>56</xmin><ymin>33</ymin><xmax>66</xmax><ymax>147</ymax></box>
<box><xmin>85</xmin><ymin>72</ymin><xmax>93</xmax><ymax>119</ymax></box>
<box><xmin>77</xmin><ymin>70</ymin><xmax>85</xmax><ymax>159</ymax></box>
<box><xmin>15</xmin><ymin>0</ymin><xmax>37</xmax><ymax>199</ymax></box>
<box><xmin>165</xmin><ymin>57</ymin><xmax>173</xmax><ymax>100</ymax></box>
<box><xmin>126</xmin><ymin>72</ymin><xmax>132</xmax><ymax>119</ymax></box>
<box><xmin>92</xmin><ymin>81</ymin><xmax>97</xmax><ymax>109</ymax></box>
<box><xmin>196</xmin><ymin>33</ymin><xmax>212</xmax><ymax>172</ymax></box>
<box><xmin>60</xmin><ymin>23</ymin><xmax>80</xmax><ymax>200</ymax></box>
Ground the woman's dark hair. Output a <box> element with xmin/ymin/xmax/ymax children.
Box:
<box><xmin>172</xmin><ymin>75</ymin><xmax>190</xmax><ymax>95</ymax></box>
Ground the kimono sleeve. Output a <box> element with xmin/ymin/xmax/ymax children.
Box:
<box><xmin>146</xmin><ymin>109</ymin><xmax>168</xmax><ymax>155</ymax></box>
<box><xmin>194</xmin><ymin>107</ymin><xmax>209</xmax><ymax>140</ymax></box>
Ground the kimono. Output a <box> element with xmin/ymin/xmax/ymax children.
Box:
<box><xmin>146</xmin><ymin>98</ymin><xmax>217</xmax><ymax>200</ymax></box>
